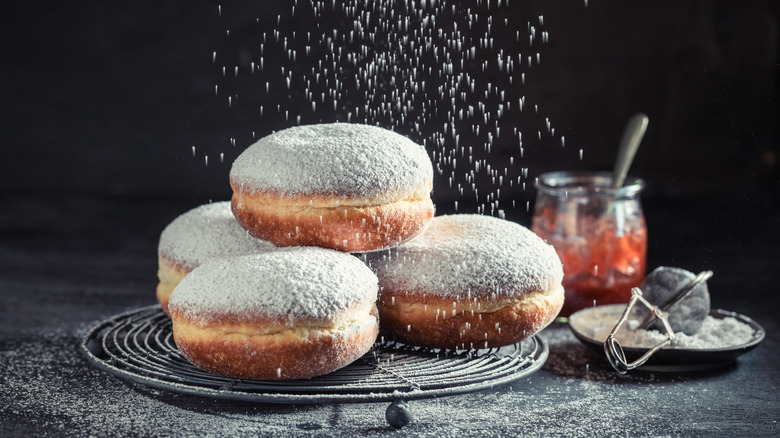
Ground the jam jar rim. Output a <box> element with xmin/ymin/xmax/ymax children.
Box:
<box><xmin>534</xmin><ymin>171</ymin><xmax>645</xmax><ymax>199</ymax></box>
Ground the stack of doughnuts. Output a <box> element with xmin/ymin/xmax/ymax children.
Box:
<box><xmin>162</xmin><ymin>122</ymin><xmax>434</xmax><ymax>380</ymax></box>
<box><xmin>160</xmin><ymin>122</ymin><xmax>563</xmax><ymax>380</ymax></box>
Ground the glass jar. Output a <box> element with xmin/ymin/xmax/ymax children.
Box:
<box><xmin>531</xmin><ymin>171</ymin><xmax>647</xmax><ymax>317</ymax></box>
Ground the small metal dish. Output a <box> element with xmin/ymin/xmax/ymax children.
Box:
<box><xmin>568</xmin><ymin>305</ymin><xmax>765</xmax><ymax>372</ymax></box>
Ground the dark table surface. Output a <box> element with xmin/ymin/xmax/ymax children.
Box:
<box><xmin>1</xmin><ymin>195</ymin><xmax>778</xmax><ymax>437</ymax></box>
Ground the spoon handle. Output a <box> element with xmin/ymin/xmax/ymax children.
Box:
<box><xmin>612</xmin><ymin>113</ymin><xmax>649</xmax><ymax>188</ymax></box>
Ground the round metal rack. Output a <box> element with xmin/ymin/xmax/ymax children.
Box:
<box><xmin>81</xmin><ymin>305</ymin><xmax>548</xmax><ymax>405</ymax></box>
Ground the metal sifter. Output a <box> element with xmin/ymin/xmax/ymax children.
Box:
<box><xmin>603</xmin><ymin>270</ymin><xmax>713</xmax><ymax>373</ymax></box>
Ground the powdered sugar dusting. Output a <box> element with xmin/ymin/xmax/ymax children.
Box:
<box><xmin>6</xmin><ymin>322</ymin><xmax>765</xmax><ymax>437</ymax></box>
<box><xmin>229</xmin><ymin>123</ymin><xmax>433</xmax><ymax>198</ymax></box>
<box><xmin>168</xmin><ymin>247</ymin><xmax>378</xmax><ymax>321</ymax></box>
<box><xmin>367</xmin><ymin>214</ymin><xmax>563</xmax><ymax>299</ymax></box>
<box><xmin>158</xmin><ymin>201</ymin><xmax>275</xmax><ymax>269</ymax></box>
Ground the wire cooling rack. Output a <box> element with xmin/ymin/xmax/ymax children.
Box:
<box><xmin>81</xmin><ymin>305</ymin><xmax>548</xmax><ymax>404</ymax></box>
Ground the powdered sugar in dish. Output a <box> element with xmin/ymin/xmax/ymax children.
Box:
<box><xmin>168</xmin><ymin>247</ymin><xmax>378</xmax><ymax>321</ymax></box>
<box><xmin>229</xmin><ymin>123</ymin><xmax>433</xmax><ymax>199</ymax></box>
<box><xmin>158</xmin><ymin>201</ymin><xmax>275</xmax><ymax>269</ymax></box>
<box><xmin>366</xmin><ymin>214</ymin><xmax>564</xmax><ymax>299</ymax></box>
<box><xmin>590</xmin><ymin>315</ymin><xmax>757</xmax><ymax>350</ymax></box>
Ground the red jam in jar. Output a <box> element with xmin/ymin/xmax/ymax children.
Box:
<box><xmin>531</xmin><ymin>172</ymin><xmax>647</xmax><ymax>317</ymax></box>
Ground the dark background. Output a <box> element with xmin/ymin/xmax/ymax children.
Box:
<box><xmin>1</xmin><ymin>1</ymin><xmax>776</xmax><ymax>199</ymax></box>
<box><xmin>1</xmin><ymin>0</ymin><xmax>778</xmax><ymax>297</ymax></box>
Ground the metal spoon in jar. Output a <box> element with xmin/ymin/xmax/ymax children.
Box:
<box><xmin>610</xmin><ymin>113</ymin><xmax>648</xmax><ymax>235</ymax></box>
<box><xmin>612</xmin><ymin>113</ymin><xmax>649</xmax><ymax>189</ymax></box>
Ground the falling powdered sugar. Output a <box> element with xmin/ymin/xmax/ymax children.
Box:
<box><xmin>158</xmin><ymin>201</ymin><xmax>275</xmax><ymax>269</ymax></box>
<box><xmin>229</xmin><ymin>123</ymin><xmax>433</xmax><ymax>199</ymax></box>
<box><xmin>168</xmin><ymin>247</ymin><xmax>378</xmax><ymax>321</ymax></box>
<box><xmin>367</xmin><ymin>214</ymin><xmax>563</xmax><ymax>299</ymax></box>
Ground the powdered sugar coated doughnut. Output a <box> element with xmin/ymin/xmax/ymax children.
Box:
<box><xmin>230</xmin><ymin>123</ymin><xmax>434</xmax><ymax>252</ymax></box>
<box><xmin>168</xmin><ymin>247</ymin><xmax>379</xmax><ymax>380</ymax></box>
<box><xmin>367</xmin><ymin>214</ymin><xmax>564</xmax><ymax>349</ymax></box>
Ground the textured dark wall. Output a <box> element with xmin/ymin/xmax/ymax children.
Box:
<box><xmin>1</xmin><ymin>1</ymin><xmax>777</xmax><ymax>213</ymax></box>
